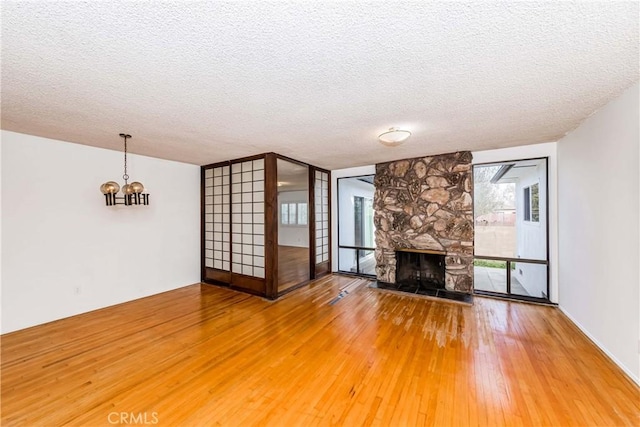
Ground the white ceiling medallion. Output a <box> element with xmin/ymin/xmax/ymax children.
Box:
<box><xmin>378</xmin><ymin>127</ymin><xmax>411</xmax><ymax>146</ymax></box>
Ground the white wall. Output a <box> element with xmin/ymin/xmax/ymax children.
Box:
<box><xmin>473</xmin><ymin>142</ymin><xmax>559</xmax><ymax>302</ymax></box>
<box><xmin>557</xmin><ymin>83</ymin><xmax>639</xmax><ymax>384</ymax></box>
<box><xmin>331</xmin><ymin>165</ymin><xmax>376</xmax><ymax>272</ymax></box>
<box><xmin>1</xmin><ymin>131</ymin><xmax>201</xmax><ymax>333</ymax></box>
<box><xmin>0</xmin><ymin>136</ymin><xmax>3</xmax><ymax>333</ymax></box>
<box><xmin>277</xmin><ymin>190</ymin><xmax>309</xmax><ymax>247</ymax></box>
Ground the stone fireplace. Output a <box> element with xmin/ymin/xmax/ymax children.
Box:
<box><xmin>373</xmin><ymin>151</ymin><xmax>474</xmax><ymax>293</ymax></box>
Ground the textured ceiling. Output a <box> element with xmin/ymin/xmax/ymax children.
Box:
<box><xmin>2</xmin><ymin>1</ymin><xmax>638</xmax><ymax>169</ymax></box>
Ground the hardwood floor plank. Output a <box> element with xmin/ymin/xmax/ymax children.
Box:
<box><xmin>2</xmin><ymin>276</ymin><xmax>638</xmax><ymax>426</ymax></box>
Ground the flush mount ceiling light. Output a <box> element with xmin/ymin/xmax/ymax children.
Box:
<box><xmin>99</xmin><ymin>133</ymin><xmax>150</xmax><ymax>206</ymax></box>
<box><xmin>378</xmin><ymin>127</ymin><xmax>411</xmax><ymax>146</ymax></box>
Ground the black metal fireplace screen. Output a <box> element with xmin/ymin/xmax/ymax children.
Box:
<box><xmin>395</xmin><ymin>250</ymin><xmax>445</xmax><ymax>290</ymax></box>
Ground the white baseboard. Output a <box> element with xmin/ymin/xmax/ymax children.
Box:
<box><xmin>558</xmin><ymin>305</ymin><xmax>640</xmax><ymax>386</ymax></box>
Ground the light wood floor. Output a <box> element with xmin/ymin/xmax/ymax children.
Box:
<box><xmin>2</xmin><ymin>275</ymin><xmax>638</xmax><ymax>426</ymax></box>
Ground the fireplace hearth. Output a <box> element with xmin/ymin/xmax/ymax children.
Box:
<box><xmin>371</xmin><ymin>248</ymin><xmax>473</xmax><ymax>304</ymax></box>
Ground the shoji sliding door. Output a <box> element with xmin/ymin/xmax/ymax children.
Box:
<box><xmin>313</xmin><ymin>169</ymin><xmax>331</xmax><ymax>276</ymax></box>
<box><xmin>202</xmin><ymin>154</ymin><xmax>330</xmax><ymax>298</ymax></box>
<box><xmin>202</xmin><ymin>156</ymin><xmax>268</xmax><ymax>296</ymax></box>
<box><xmin>203</xmin><ymin>165</ymin><xmax>231</xmax><ymax>280</ymax></box>
<box><xmin>230</xmin><ymin>158</ymin><xmax>266</xmax><ymax>282</ymax></box>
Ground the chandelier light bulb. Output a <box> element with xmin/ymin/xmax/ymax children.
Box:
<box><xmin>100</xmin><ymin>181</ymin><xmax>120</xmax><ymax>194</ymax></box>
<box><xmin>121</xmin><ymin>184</ymin><xmax>134</xmax><ymax>195</ymax></box>
<box><xmin>130</xmin><ymin>182</ymin><xmax>145</xmax><ymax>193</ymax></box>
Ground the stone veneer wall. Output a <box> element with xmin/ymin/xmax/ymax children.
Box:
<box><xmin>373</xmin><ymin>151</ymin><xmax>474</xmax><ymax>292</ymax></box>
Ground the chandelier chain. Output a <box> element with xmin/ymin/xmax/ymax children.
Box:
<box><xmin>122</xmin><ymin>134</ymin><xmax>130</xmax><ymax>183</ymax></box>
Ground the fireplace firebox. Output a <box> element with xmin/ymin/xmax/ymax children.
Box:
<box><xmin>395</xmin><ymin>249</ymin><xmax>446</xmax><ymax>291</ymax></box>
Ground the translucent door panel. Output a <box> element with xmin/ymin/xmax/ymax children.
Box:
<box><xmin>315</xmin><ymin>171</ymin><xmax>329</xmax><ymax>264</ymax></box>
<box><xmin>230</xmin><ymin>159</ymin><xmax>265</xmax><ymax>279</ymax></box>
<box><xmin>204</xmin><ymin>166</ymin><xmax>230</xmax><ymax>271</ymax></box>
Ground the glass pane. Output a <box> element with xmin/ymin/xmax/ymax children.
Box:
<box><xmin>277</xmin><ymin>158</ymin><xmax>310</xmax><ymax>293</ymax></box>
<box><xmin>337</xmin><ymin>176</ymin><xmax>375</xmax><ymax>248</ymax></box>
<box><xmin>339</xmin><ymin>248</ymin><xmax>358</xmax><ymax>273</ymax></box>
<box><xmin>511</xmin><ymin>262</ymin><xmax>547</xmax><ymax>298</ymax></box>
<box><xmin>531</xmin><ymin>184</ymin><xmax>539</xmax><ymax>222</ymax></box>
<box><xmin>473</xmin><ymin>260</ymin><xmax>507</xmax><ymax>293</ymax></box>
<box><xmin>474</xmin><ymin>165</ymin><xmax>517</xmax><ymax>258</ymax></box>
<box><xmin>289</xmin><ymin>203</ymin><xmax>297</xmax><ymax>224</ymax></box>
<box><xmin>474</xmin><ymin>159</ymin><xmax>547</xmax><ymax>260</ymax></box>
<box><xmin>364</xmin><ymin>198</ymin><xmax>374</xmax><ymax>247</ymax></box>
<box><xmin>337</xmin><ymin>175</ymin><xmax>376</xmax><ymax>277</ymax></box>
<box><xmin>358</xmin><ymin>249</ymin><xmax>376</xmax><ymax>276</ymax></box>
<box><xmin>354</xmin><ymin>196</ymin><xmax>363</xmax><ymax>246</ymax></box>
<box><xmin>298</xmin><ymin>203</ymin><xmax>308</xmax><ymax>225</ymax></box>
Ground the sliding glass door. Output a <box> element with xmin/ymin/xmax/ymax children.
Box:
<box><xmin>473</xmin><ymin>158</ymin><xmax>549</xmax><ymax>301</ymax></box>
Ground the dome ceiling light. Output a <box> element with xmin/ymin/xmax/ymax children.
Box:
<box><xmin>100</xmin><ymin>133</ymin><xmax>150</xmax><ymax>206</ymax></box>
<box><xmin>378</xmin><ymin>127</ymin><xmax>412</xmax><ymax>146</ymax></box>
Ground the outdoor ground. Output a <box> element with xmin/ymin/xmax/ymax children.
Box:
<box><xmin>474</xmin><ymin>266</ymin><xmax>528</xmax><ymax>296</ymax></box>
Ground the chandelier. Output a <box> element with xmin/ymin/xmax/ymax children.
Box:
<box><xmin>99</xmin><ymin>133</ymin><xmax>150</xmax><ymax>206</ymax></box>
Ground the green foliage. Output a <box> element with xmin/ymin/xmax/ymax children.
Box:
<box><xmin>474</xmin><ymin>259</ymin><xmax>517</xmax><ymax>270</ymax></box>
<box><xmin>474</xmin><ymin>259</ymin><xmax>506</xmax><ymax>268</ymax></box>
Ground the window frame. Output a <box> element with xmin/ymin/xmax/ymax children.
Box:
<box><xmin>336</xmin><ymin>175</ymin><xmax>377</xmax><ymax>278</ymax></box>
<box><xmin>280</xmin><ymin>201</ymin><xmax>308</xmax><ymax>226</ymax></box>
<box><xmin>473</xmin><ymin>157</ymin><xmax>549</xmax><ymax>304</ymax></box>
<box><xmin>523</xmin><ymin>183</ymin><xmax>540</xmax><ymax>223</ymax></box>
